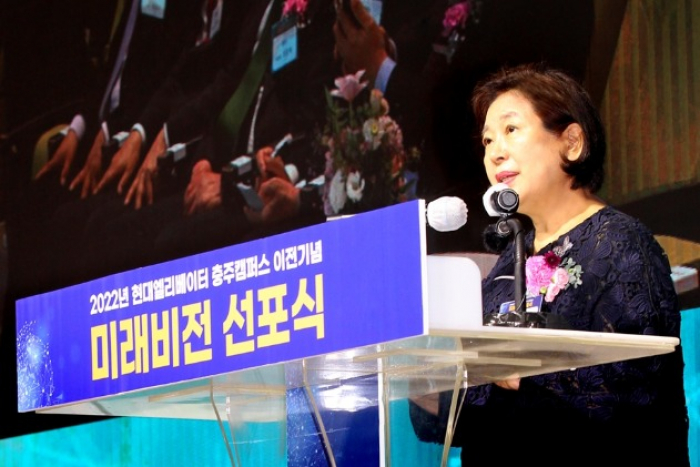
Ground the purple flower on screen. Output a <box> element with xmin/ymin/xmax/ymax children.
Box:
<box><xmin>283</xmin><ymin>0</ymin><xmax>308</xmax><ymax>17</ymax></box>
<box><xmin>330</xmin><ymin>70</ymin><xmax>368</xmax><ymax>103</ymax></box>
<box><xmin>443</xmin><ymin>2</ymin><xmax>470</xmax><ymax>36</ymax></box>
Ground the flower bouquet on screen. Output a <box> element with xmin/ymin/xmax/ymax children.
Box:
<box><xmin>317</xmin><ymin>70</ymin><xmax>420</xmax><ymax>216</ymax></box>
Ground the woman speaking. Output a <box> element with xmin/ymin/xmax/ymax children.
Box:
<box><xmin>411</xmin><ymin>63</ymin><xmax>690</xmax><ymax>466</ymax></box>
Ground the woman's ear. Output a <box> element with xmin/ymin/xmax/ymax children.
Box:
<box><xmin>563</xmin><ymin>123</ymin><xmax>584</xmax><ymax>161</ymax></box>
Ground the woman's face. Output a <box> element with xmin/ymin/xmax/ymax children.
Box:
<box><xmin>481</xmin><ymin>90</ymin><xmax>572</xmax><ymax>216</ymax></box>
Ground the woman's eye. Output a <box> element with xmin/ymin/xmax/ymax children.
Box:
<box><xmin>482</xmin><ymin>138</ymin><xmax>492</xmax><ymax>147</ymax></box>
<box><xmin>506</xmin><ymin>125</ymin><xmax>516</xmax><ymax>133</ymax></box>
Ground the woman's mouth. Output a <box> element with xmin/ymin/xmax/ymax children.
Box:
<box><xmin>496</xmin><ymin>172</ymin><xmax>518</xmax><ymax>185</ymax></box>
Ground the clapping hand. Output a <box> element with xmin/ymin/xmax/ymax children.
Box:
<box><xmin>34</xmin><ymin>129</ymin><xmax>79</xmax><ymax>186</ymax></box>
<box><xmin>333</xmin><ymin>0</ymin><xmax>391</xmax><ymax>85</ymax></box>
<box><xmin>93</xmin><ymin>130</ymin><xmax>142</xmax><ymax>196</ymax></box>
<box><xmin>124</xmin><ymin>129</ymin><xmax>168</xmax><ymax>209</ymax></box>
<box><xmin>68</xmin><ymin>130</ymin><xmax>106</xmax><ymax>198</ymax></box>
<box><xmin>183</xmin><ymin>159</ymin><xmax>222</xmax><ymax>216</ymax></box>
<box><xmin>254</xmin><ymin>146</ymin><xmax>290</xmax><ymax>186</ymax></box>
<box><xmin>244</xmin><ymin>177</ymin><xmax>300</xmax><ymax>225</ymax></box>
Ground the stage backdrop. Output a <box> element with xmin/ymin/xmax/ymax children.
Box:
<box><xmin>2</xmin><ymin>1</ymin><xmax>700</xmax><ymax>464</ymax></box>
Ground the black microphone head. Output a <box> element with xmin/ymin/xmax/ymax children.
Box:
<box><xmin>483</xmin><ymin>183</ymin><xmax>519</xmax><ymax>217</ymax></box>
<box><xmin>495</xmin><ymin>189</ymin><xmax>518</xmax><ymax>213</ymax></box>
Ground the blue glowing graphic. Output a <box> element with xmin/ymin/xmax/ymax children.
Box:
<box><xmin>17</xmin><ymin>321</ymin><xmax>55</xmax><ymax>411</ymax></box>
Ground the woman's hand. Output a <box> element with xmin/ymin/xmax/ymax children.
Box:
<box><xmin>494</xmin><ymin>376</ymin><xmax>521</xmax><ymax>391</ymax></box>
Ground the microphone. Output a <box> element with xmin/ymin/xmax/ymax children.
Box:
<box><xmin>482</xmin><ymin>183</ymin><xmax>519</xmax><ymax>217</ymax></box>
<box><xmin>426</xmin><ymin>196</ymin><xmax>468</xmax><ymax>232</ymax></box>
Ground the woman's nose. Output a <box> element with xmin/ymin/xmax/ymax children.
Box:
<box><xmin>487</xmin><ymin>138</ymin><xmax>507</xmax><ymax>164</ymax></box>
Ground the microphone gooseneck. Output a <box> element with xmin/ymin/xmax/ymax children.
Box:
<box><xmin>481</xmin><ymin>185</ymin><xmax>546</xmax><ymax>328</ymax></box>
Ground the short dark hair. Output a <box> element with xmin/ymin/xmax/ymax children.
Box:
<box><xmin>471</xmin><ymin>63</ymin><xmax>606</xmax><ymax>193</ymax></box>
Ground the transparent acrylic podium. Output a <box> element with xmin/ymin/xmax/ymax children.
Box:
<box><xmin>18</xmin><ymin>203</ymin><xmax>679</xmax><ymax>466</ymax></box>
<box><xmin>33</xmin><ymin>252</ymin><xmax>679</xmax><ymax>467</ymax></box>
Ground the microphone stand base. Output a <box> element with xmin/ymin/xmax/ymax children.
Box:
<box><xmin>483</xmin><ymin>312</ymin><xmax>548</xmax><ymax>328</ymax></box>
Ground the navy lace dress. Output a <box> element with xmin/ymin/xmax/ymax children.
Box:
<box><xmin>410</xmin><ymin>206</ymin><xmax>690</xmax><ymax>466</ymax></box>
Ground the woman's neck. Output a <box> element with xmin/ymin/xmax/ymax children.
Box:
<box><xmin>529</xmin><ymin>191</ymin><xmax>605</xmax><ymax>252</ymax></box>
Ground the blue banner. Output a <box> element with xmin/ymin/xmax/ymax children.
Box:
<box><xmin>16</xmin><ymin>201</ymin><xmax>427</xmax><ymax>412</ymax></box>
